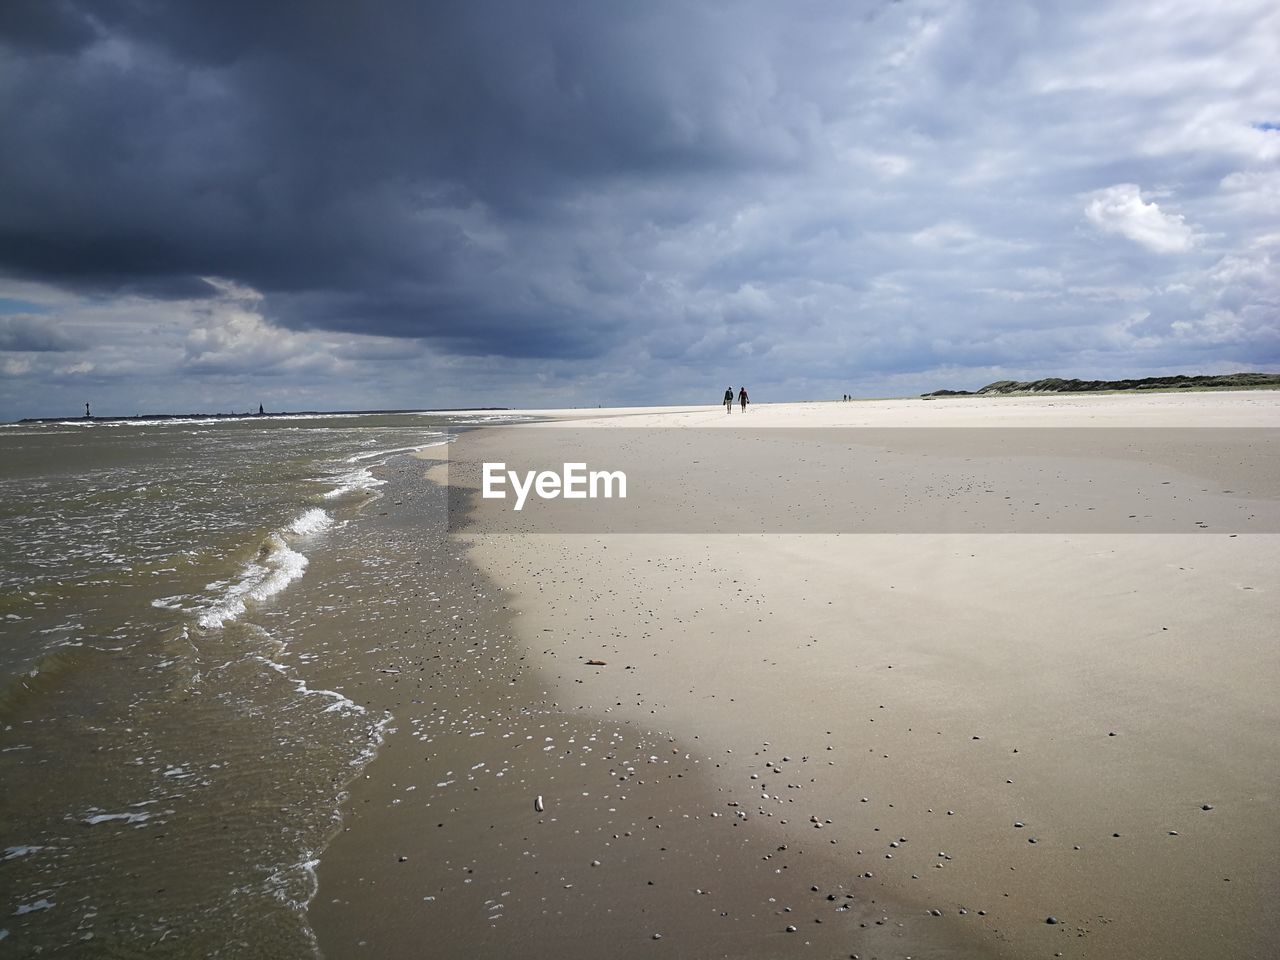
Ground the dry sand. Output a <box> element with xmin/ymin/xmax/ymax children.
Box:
<box><xmin>449</xmin><ymin>392</ymin><xmax>1279</xmax><ymax>959</ymax></box>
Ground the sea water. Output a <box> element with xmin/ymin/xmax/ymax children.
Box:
<box><xmin>0</xmin><ymin>412</ymin><xmax>504</xmax><ymax>956</ymax></box>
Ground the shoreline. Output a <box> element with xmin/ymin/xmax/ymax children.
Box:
<box><xmin>305</xmin><ymin>456</ymin><xmax>986</xmax><ymax>959</ymax></box>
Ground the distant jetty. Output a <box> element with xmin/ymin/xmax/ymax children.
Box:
<box><xmin>17</xmin><ymin>407</ymin><xmax>510</xmax><ymax>424</ymax></box>
<box><xmin>922</xmin><ymin>372</ymin><xmax>1280</xmax><ymax>398</ymax></box>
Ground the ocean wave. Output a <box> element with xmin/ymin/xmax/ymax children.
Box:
<box><xmin>446</xmin><ymin>414</ymin><xmax>538</xmax><ymax>424</ymax></box>
<box><xmin>321</xmin><ymin>435</ymin><xmax>452</xmax><ymax>499</ymax></box>
<box><xmin>321</xmin><ymin>465</ymin><xmax>383</xmax><ymax>500</ymax></box>
<box><xmin>343</xmin><ymin>438</ymin><xmax>448</xmax><ymax>464</ymax></box>
<box><xmin>288</xmin><ymin>508</ymin><xmax>333</xmax><ymax>537</ymax></box>
<box><xmin>195</xmin><ymin>506</ymin><xmax>335</xmax><ymax>629</ymax></box>
<box><xmin>196</xmin><ymin>534</ymin><xmax>309</xmax><ymax>630</ymax></box>
<box><xmin>81</xmin><ymin>811</ymin><xmax>153</xmax><ymax>826</ymax></box>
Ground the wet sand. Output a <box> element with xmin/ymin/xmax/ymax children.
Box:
<box><xmin>306</xmin><ymin>460</ymin><xmax>985</xmax><ymax>958</ymax></box>
<box><xmin>312</xmin><ymin>391</ymin><xmax>1279</xmax><ymax>960</ymax></box>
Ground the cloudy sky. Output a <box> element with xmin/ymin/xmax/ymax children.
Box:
<box><xmin>1</xmin><ymin>0</ymin><xmax>1277</xmax><ymax>418</ymax></box>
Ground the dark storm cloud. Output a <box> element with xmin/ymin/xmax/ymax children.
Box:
<box><xmin>0</xmin><ymin>315</ymin><xmax>74</xmax><ymax>352</ymax></box>
<box><xmin>0</xmin><ymin>0</ymin><xmax>832</xmax><ymax>356</ymax></box>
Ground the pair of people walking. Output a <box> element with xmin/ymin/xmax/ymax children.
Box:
<box><xmin>723</xmin><ymin>386</ymin><xmax>748</xmax><ymax>413</ymax></box>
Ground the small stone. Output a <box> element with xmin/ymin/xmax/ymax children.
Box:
<box><xmin>1014</xmin><ymin>821</ymin><xmax>1024</xmax><ymax>828</ymax></box>
<box><xmin>1045</xmin><ymin>916</ymin><xmax>1059</xmax><ymax>925</ymax></box>
<box><xmin>929</xmin><ymin>909</ymin><xmax>942</xmax><ymax>917</ymax></box>
<box><xmin>1201</xmin><ymin>804</ymin><xmax>1214</xmax><ymax>811</ymax></box>
<box><xmin>652</xmin><ymin>933</ymin><xmax>662</xmax><ymax>940</ymax></box>
<box><xmin>398</xmin><ymin>856</ymin><xmax>408</xmax><ymax>862</ymax></box>
<box><xmin>591</xmin><ymin>860</ymin><xmax>601</xmax><ymax>867</ymax></box>
<box><xmin>785</xmin><ymin>925</ymin><xmax>797</xmax><ymax>933</ymax></box>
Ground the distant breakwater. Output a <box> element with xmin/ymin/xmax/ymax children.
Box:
<box><xmin>16</xmin><ymin>407</ymin><xmax>509</xmax><ymax>424</ymax></box>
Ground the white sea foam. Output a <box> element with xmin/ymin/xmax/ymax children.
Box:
<box><xmin>259</xmin><ymin>657</ymin><xmax>367</xmax><ymax>715</ymax></box>
<box><xmin>321</xmin><ymin>436</ymin><xmax>450</xmax><ymax>499</ymax></box>
<box><xmin>288</xmin><ymin>508</ymin><xmax>333</xmax><ymax>536</ymax></box>
<box><xmin>197</xmin><ymin>535</ymin><xmax>308</xmax><ymax>630</ymax></box>
<box><xmin>344</xmin><ymin>442</ymin><xmax>441</xmax><ymax>464</ymax></box>
<box><xmin>82</xmin><ymin>811</ymin><xmax>152</xmax><ymax>826</ymax></box>
<box><xmin>15</xmin><ymin>900</ymin><xmax>55</xmax><ymax>915</ymax></box>
<box><xmin>194</xmin><ymin>509</ymin><xmax>331</xmax><ymax>629</ymax></box>
<box><xmin>3</xmin><ymin>846</ymin><xmax>44</xmax><ymax>861</ymax></box>
<box><xmin>322</xmin><ymin>465</ymin><xmax>382</xmax><ymax>500</ymax></box>
<box><xmin>448</xmin><ymin>414</ymin><xmax>536</xmax><ymax>424</ymax></box>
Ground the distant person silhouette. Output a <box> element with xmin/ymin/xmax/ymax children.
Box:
<box><xmin>724</xmin><ymin>387</ymin><xmax>734</xmax><ymax>414</ymax></box>
<box><xmin>84</xmin><ymin>402</ymin><xmax>90</xmax><ymax>418</ymax></box>
<box><xmin>738</xmin><ymin>387</ymin><xmax>748</xmax><ymax>412</ymax></box>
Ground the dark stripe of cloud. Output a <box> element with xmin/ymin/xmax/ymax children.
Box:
<box><xmin>0</xmin><ymin>0</ymin><xmax>835</xmax><ymax>357</ymax></box>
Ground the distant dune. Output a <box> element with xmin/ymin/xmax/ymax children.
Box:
<box><xmin>923</xmin><ymin>371</ymin><xmax>1280</xmax><ymax>397</ymax></box>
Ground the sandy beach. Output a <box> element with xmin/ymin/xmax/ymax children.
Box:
<box><xmin>311</xmin><ymin>391</ymin><xmax>1279</xmax><ymax>960</ymax></box>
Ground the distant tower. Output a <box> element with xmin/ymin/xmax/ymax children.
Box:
<box><xmin>85</xmin><ymin>402</ymin><xmax>91</xmax><ymax>418</ymax></box>
<box><xmin>258</xmin><ymin>403</ymin><xmax>264</xmax><ymax>415</ymax></box>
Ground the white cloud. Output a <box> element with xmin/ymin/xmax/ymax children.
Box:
<box><xmin>1083</xmin><ymin>184</ymin><xmax>1195</xmax><ymax>253</ymax></box>
<box><xmin>1219</xmin><ymin>169</ymin><xmax>1280</xmax><ymax>215</ymax></box>
<box><xmin>2</xmin><ymin>357</ymin><xmax>33</xmax><ymax>376</ymax></box>
<box><xmin>909</xmin><ymin>221</ymin><xmax>979</xmax><ymax>249</ymax></box>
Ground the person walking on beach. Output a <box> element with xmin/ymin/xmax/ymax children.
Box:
<box><xmin>738</xmin><ymin>386</ymin><xmax>749</xmax><ymax>412</ymax></box>
<box><xmin>724</xmin><ymin>387</ymin><xmax>734</xmax><ymax>413</ymax></box>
